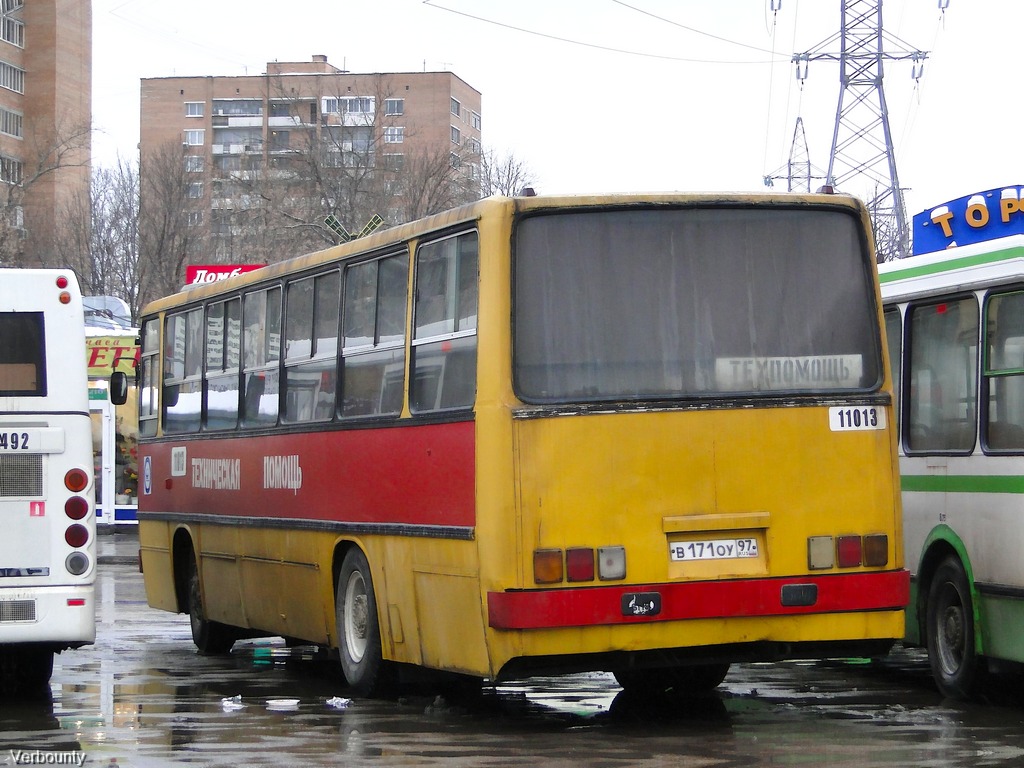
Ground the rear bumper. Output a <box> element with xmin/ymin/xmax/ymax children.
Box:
<box><xmin>488</xmin><ymin>569</ymin><xmax>910</xmax><ymax>630</ymax></box>
<box><xmin>0</xmin><ymin>585</ymin><xmax>96</xmax><ymax>647</ymax></box>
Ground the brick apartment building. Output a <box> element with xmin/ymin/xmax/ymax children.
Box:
<box><xmin>139</xmin><ymin>55</ymin><xmax>483</xmax><ymax>264</ymax></box>
<box><xmin>0</xmin><ymin>0</ymin><xmax>92</xmax><ymax>266</ymax></box>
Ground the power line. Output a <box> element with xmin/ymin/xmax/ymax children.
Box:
<box><xmin>422</xmin><ymin>0</ymin><xmax>788</xmax><ymax>65</ymax></box>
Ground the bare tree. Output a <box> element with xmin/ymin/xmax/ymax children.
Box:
<box><xmin>481</xmin><ymin>149</ymin><xmax>536</xmax><ymax>197</ymax></box>
<box><xmin>138</xmin><ymin>142</ymin><xmax>205</xmax><ymax>307</ymax></box>
<box><xmin>0</xmin><ymin>115</ymin><xmax>92</xmax><ymax>268</ymax></box>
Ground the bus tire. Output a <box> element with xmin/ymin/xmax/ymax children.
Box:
<box><xmin>614</xmin><ymin>663</ymin><xmax>730</xmax><ymax>695</ymax></box>
<box><xmin>336</xmin><ymin>548</ymin><xmax>390</xmax><ymax>696</ymax></box>
<box><xmin>926</xmin><ymin>555</ymin><xmax>985</xmax><ymax>699</ymax></box>
<box><xmin>186</xmin><ymin>550</ymin><xmax>236</xmax><ymax>655</ymax></box>
<box><xmin>0</xmin><ymin>647</ymin><xmax>53</xmax><ymax>697</ymax></box>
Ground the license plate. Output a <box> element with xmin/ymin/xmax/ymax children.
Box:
<box><xmin>0</xmin><ymin>428</ymin><xmax>63</xmax><ymax>453</ymax></box>
<box><xmin>0</xmin><ymin>430</ymin><xmax>34</xmax><ymax>451</ymax></box>
<box><xmin>670</xmin><ymin>538</ymin><xmax>759</xmax><ymax>562</ymax></box>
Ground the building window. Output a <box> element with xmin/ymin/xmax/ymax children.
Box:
<box><xmin>384</xmin><ymin>126</ymin><xmax>404</xmax><ymax>144</ymax></box>
<box><xmin>383</xmin><ymin>153</ymin><xmax>404</xmax><ymax>171</ymax></box>
<box><xmin>0</xmin><ymin>154</ymin><xmax>21</xmax><ymax>184</ymax></box>
<box><xmin>471</xmin><ymin>111</ymin><xmax>482</xmax><ymax>130</ymax></box>
<box><xmin>185</xmin><ymin>155</ymin><xmax>204</xmax><ymax>173</ymax></box>
<box><xmin>187</xmin><ymin>182</ymin><xmax>203</xmax><ymax>199</ymax></box>
<box><xmin>450</xmin><ymin>98</ymin><xmax>461</xmax><ymax>117</ymax></box>
<box><xmin>211</xmin><ymin>99</ymin><xmax>262</xmax><ymax>117</ymax></box>
<box><xmin>1</xmin><ymin>16</ymin><xmax>23</xmax><ymax>48</ymax></box>
<box><xmin>0</xmin><ymin>107</ymin><xmax>21</xmax><ymax>138</ymax></box>
<box><xmin>384</xmin><ymin>98</ymin><xmax>404</xmax><ymax>116</ymax></box>
<box><xmin>323</xmin><ymin>97</ymin><xmax>373</xmax><ymax>115</ymax></box>
<box><xmin>185</xmin><ymin>102</ymin><xmax>204</xmax><ymax>118</ymax></box>
<box><xmin>2</xmin><ymin>1</ymin><xmax>24</xmax><ymax>12</ymax></box>
<box><xmin>0</xmin><ymin>60</ymin><xmax>23</xmax><ymax>94</ymax></box>
<box><xmin>270</xmin><ymin>130</ymin><xmax>290</xmax><ymax>151</ymax></box>
<box><xmin>187</xmin><ymin>211</ymin><xmax>203</xmax><ymax>226</ymax></box>
<box><xmin>450</xmin><ymin>125</ymin><xmax>460</xmax><ymax>145</ymax></box>
<box><xmin>185</xmin><ymin>129</ymin><xmax>205</xmax><ymax>146</ymax></box>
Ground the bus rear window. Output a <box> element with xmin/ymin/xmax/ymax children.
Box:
<box><xmin>513</xmin><ymin>206</ymin><xmax>881</xmax><ymax>403</ymax></box>
<box><xmin>0</xmin><ymin>311</ymin><xmax>45</xmax><ymax>396</ymax></box>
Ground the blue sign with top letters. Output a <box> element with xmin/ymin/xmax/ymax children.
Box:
<box><xmin>912</xmin><ymin>185</ymin><xmax>1024</xmax><ymax>255</ymax></box>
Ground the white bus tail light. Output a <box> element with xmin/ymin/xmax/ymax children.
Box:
<box><xmin>65</xmin><ymin>524</ymin><xmax>89</xmax><ymax>549</ymax></box>
<box><xmin>808</xmin><ymin>536</ymin><xmax>835</xmax><ymax>570</ymax></box>
<box><xmin>64</xmin><ymin>468</ymin><xmax>89</xmax><ymax>493</ymax></box>
<box><xmin>66</xmin><ymin>552</ymin><xmax>90</xmax><ymax>576</ymax></box>
<box><xmin>598</xmin><ymin>546</ymin><xmax>626</xmax><ymax>580</ymax></box>
<box><xmin>566</xmin><ymin>547</ymin><xmax>595</xmax><ymax>582</ymax></box>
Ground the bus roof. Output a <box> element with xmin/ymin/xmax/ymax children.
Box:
<box><xmin>141</xmin><ymin>191</ymin><xmax>868</xmax><ymax>318</ymax></box>
<box><xmin>879</xmin><ymin>233</ymin><xmax>1024</xmax><ymax>303</ymax></box>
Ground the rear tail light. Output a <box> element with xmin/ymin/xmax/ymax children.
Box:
<box><xmin>534</xmin><ymin>545</ymin><xmax>627</xmax><ymax>584</ymax></box>
<box><xmin>863</xmin><ymin>534</ymin><xmax>889</xmax><ymax>567</ymax></box>
<box><xmin>836</xmin><ymin>535</ymin><xmax>863</xmax><ymax>568</ymax></box>
<box><xmin>566</xmin><ymin>548</ymin><xmax>594</xmax><ymax>582</ymax></box>
<box><xmin>65</xmin><ymin>524</ymin><xmax>89</xmax><ymax>549</ymax></box>
<box><xmin>65</xmin><ymin>495</ymin><xmax>89</xmax><ymax>520</ymax></box>
<box><xmin>66</xmin><ymin>551</ymin><xmax>90</xmax><ymax>576</ymax></box>
<box><xmin>807</xmin><ymin>534</ymin><xmax>889</xmax><ymax>570</ymax></box>
<box><xmin>807</xmin><ymin>536</ymin><xmax>835</xmax><ymax>570</ymax></box>
<box><xmin>64</xmin><ymin>468</ymin><xmax>89</xmax><ymax>493</ymax></box>
<box><xmin>598</xmin><ymin>546</ymin><xmax>626</xmax><ymax>581</ymax></box>
<box><xmin>533</xmin><ymin>549</ymin><xmax>563</xmax><ymax>584</ymax></box>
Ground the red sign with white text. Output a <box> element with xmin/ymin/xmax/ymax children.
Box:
<box><xmin>185</xmin><ymin>264</ymin><xmax>265</xmax><ymax>285</ymax></box>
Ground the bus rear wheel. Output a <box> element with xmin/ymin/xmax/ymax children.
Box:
<box><xmin>614</xmin><ymin>663</ymin><xmax>730</xmax><ymax>695</ymax></box>
<box><xmin>0</xmin><ymin>646</ymin><xmax>53</xmax><ymax>697</ymax></box>
<box><xmin>336</xmin><ymin>548</ymin><xmax>391</xmax><ymax>696</ymax></box>
<box><xmin>186</xmin><ymin>550</ymin><xmax>236</xmax><ymax>655</ymax></box>
<box><xmin>926</xmin><ymin>555</ymin><xmax>985</xmax><ymax>699</ymax></box>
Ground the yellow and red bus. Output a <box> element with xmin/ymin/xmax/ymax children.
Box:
<box><xmin>136</xmin><ymin>192</ymin><xmax>908</xmax><ymax>695</ymax></box>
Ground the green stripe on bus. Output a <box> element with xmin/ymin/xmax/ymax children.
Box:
<box><xmin>901</xmin><ymin>474</ymin><xmax>1024</xmax><ymax>494</ymax></box>
<box><xmin>879</xmin><ymin>245</ymin><xmax>1024</xmax><ymax>283</ymax></box>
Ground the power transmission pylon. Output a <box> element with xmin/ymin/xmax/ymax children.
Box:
<box><xmin>794</xmin><ymin>0</ymin><xmax>928</xmax><ymax>261</ymax></box>
<box><xmin>764</xmin><ymin>117</ymin><xmax>827</xmax><ymax>193</ymax></box>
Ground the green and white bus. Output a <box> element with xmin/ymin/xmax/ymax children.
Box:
<box><xmin>880</xmin><ymin>218</ymin><xmax>1024</xmax><ymax>698</ymax></box>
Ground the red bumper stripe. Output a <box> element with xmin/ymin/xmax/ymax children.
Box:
<box><xmin>487</xmin><ymin>570</ymin><xmax>910</xmax><ymax>630</ymax></box>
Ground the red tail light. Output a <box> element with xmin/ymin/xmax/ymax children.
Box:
<box><xmin>65</xmin><ymin>496</ymin><xmax>89</xmax><ymax>520</ymax></box>
<box><xmin>65</xmin><ymin>524</ymin><xmax>89</xmax><ymax>548</ymax></box>
<box><xmin>566</xmin><ymin>548</ymin><xmax>595</xmax><ymax>582</ymax></box>
<box><xmin>65</xmin><ymin>468</ymin><xmax>89</xmax><ymax>493</ymax></box>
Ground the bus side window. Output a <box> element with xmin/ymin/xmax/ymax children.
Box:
<box><xmin>242</xmin><ymin>287</ymin><xmax>281</xmax><ymax>427</ymax></box>
<box><xmin>162</xmin><ymin>309</ymin><xmax>203</xmax><ymax>434</ymax></box>
<box><xmin>138</xmin><ymin>320</ymin><xmax>160</xmax><ymax>437</ymax></box>
<box><xmin>906</xmin><ymin>297</ymin><xmax>978</xmax><ymax>453</ymax></box>
<box><xmin>341</xmin><ymin>254</ymin><xmax>407</xmax><ymax>418</ymax></box>
<box><xmin>410</xmin><ymin>231</ymin><xmax>478</xmax><ymax>413</ymax></box>
<box><xmin>205</xmin><ymin>298</ymin><xmax>241</xmax><ymax>431</ymax></box>
<box><xmin>283</xmin><ymin>272</ymin><xmax>339</xmax><ymax>424</ymax></box>
<box><xmin>985</xmin><ymin>291</ymin><xmax>1024</xmax><ymax>451</ymax></box>
<box><xmin>883</xmin><ymin>307</ymin><xmax>902</xmax><ymax>442</ymax></box>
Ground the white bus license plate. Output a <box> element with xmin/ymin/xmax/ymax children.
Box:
<box><xmin>0</xmin><ymin>428</ymin><xmax>63</xmax><ymax>452</ymax></box>
<box><xmin>670</xmin><ymin>538</ymin><xmax>759</xmax><ymax>562</ymax></box>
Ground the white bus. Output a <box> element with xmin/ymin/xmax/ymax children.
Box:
<box><xmin>0</xmin><ymin>269</ymin><xmax>127</xmax><ymax>693</ymax></box>
<box><xmin>880</xmin><ymin>228</ymin><xmax>1024</xmax><ymax>698</ymax></box>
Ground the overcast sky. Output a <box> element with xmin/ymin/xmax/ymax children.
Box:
<box><xmin>92</xmin><ymin>0</ymin><xmax>1020</xmax><ymax>220</ymax></box>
